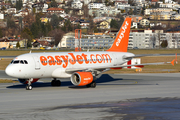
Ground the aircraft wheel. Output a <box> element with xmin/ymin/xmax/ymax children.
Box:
<box><xmin>90</xmin><ymin>81</ymin><xmax>96</xmax><ymax>88</ymax></box>
<box><xmin>86</xmin><ymin>81</ymin><xmax>96</xmax><ymax>88</ymax></box>
<box><xmin>51</xmin><ymin>80</ymin><xmax>56</xmax><ymax>86</ymax></box>
<box><xmin>55</xmin><ymin>80</ymin><xmax>61</xmax><ymax>86</ymax></box>
<box><xmin>26</xmin><ymin>85</ymin><xmax>32</xmax><ymax>90</ymax></box>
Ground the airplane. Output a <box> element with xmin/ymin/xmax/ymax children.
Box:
<box><xmin>5</xmin><ymin>18</ymin><xmax>173</xmax><ymax>90</ymax></box>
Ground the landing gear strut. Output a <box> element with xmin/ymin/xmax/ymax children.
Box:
<box><xmin>86</xmin><ymin>81</ymin><xmax>96</xmax><ymax>88</ymax></box>
<box><xmin>26</xmin><ymin>78</ymin><xmax>33</xmax><ymax>90</ymax></box>
<box><xmin>51</xmin><ymin>78</ymin><xmax>61</xmax><ymax>86</ymax></box>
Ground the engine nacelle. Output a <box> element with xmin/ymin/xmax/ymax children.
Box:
<box><xmin>18</xmin><ymin>78</ymin><xmax>39</xmax><ymax>84</ymax></box>
<box><xmin>71</xmin><ymin>72</ymin><xmax>93</xmax><ymax>86</ymax></box>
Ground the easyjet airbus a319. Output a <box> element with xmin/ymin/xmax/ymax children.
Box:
<box><xmin>5</xmin><ymin>18</ymin><xmax>171</xmax><ymax>90</ymax></box>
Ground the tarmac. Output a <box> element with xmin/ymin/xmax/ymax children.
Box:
<box><xmin>0</xmin><ymin>71</ymin><xmax>180</xmax><ymax>120</ymax></box>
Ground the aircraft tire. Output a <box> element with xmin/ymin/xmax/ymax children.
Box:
<box><xmin>90</xmin><ymin>81</ymin><xmax>96</xmax><ymax>88</ymax></box>
<box><xmin>26</xmin><ymin>85</ymin><xmax>32</xmax><ymax>90</ymax></box>
<box><xmin>86</xmin><ymin>81</ymin><xmax>96</xmax><ymax>88</ymax></box>
<box><xmin>55</xmin><ymin>80</ymin><xmax>61</xmax><ymax>86</ymax></box>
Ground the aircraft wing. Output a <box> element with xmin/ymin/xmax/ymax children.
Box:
<box><xmin>65</xmin><ymin>60</ymin><xmax>174</xmax><ymax>73</ymax></box>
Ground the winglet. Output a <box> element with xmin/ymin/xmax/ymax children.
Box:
<box><xmin>107</xmin><ymin>17</ymin><xmax>132</xmax><ymax>52</ymax></box>
<box><xmin>171</xmin><ymin>59</ymin><xmax>175</xmax><ymax>66</ymax></box>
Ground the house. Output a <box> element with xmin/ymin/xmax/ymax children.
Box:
<box><xmin>0</xmin><ymin>2</ymin><xmax>11</xmax><ymax>9</ymax></box>
<box><xmin>126</xmin><ymin>15</ymin><xmax>143</xmax><ymax>23</ymax></box>
<box><xmin>89</xmin><ymin>6</ymin><xmax>121</xmax><ymax>17</ymax></box>
<box><xmin>5</xmin><ymin>8</ymin><xmax>16</xmax><ymax>14</ymax></box>
<box><xmin>80</xmin><ymin>21</ymin><xmax>90</xmax><ymax>29</ymax></box>
<box><xmin>14</xmin><ymin>10</ymin><xmax>29</xmax><ymax>17</ymax></box>
<box><xmin>139</xmin><ymin>19</ymin><xmax>150</xmax><ymax>26</ymax></box>
<box><xmin>116</xmin><ymin>4</ymin><xmax>130</xmax><ymax>10</ymax></box>
<box><xmin>0</xmin><ymin>13</ymin><xmax>4</xmax><ymax>19</ymax></box>
<box><xmin>88</xmin><ymin>3</ymin><xmax>106</xmax><ymax>10</ymax></box>
<box><xmin>32</xmin><ymin>2</ymin><xmax>48</xmax><ymax>13</ymax></box>
<box><xmin>150</xmin><ymin>12</ymin><xmax>172</xmax><ymax>20</ymax></box>
<box><xmin>115</xmin><ymin>0</ymin><xmax>128</xmax><ymax>5</ymax></box>
<box><xmin>145</xmin><ymin>8</ymin><xmax>173</xmax><ymax>15</ymax></box>
<box><xmin>0</xmin><ymin>38</ymin><xmax>10</xmax><ymax>49</ymax></box>
<box><xmin>171</xmin><ymin>14</ymin><xmax>180</xmax><ymax>20</ymax></box>
<box><xmin>71</xmin><ymin>0</ymin><xmax>83</xmax><ymax>9</ymax></box>
<box><xmin>32</xmin><ymin>40</ymin><xmax>53</xmax><ymax>49</ymax></box>
<box><xmin>131</xmin><ymin>22</ymin><xmax>138</xmax><ymax>29</ymax></box>
<box><xmin>40</xmin><ymin>17</ymin><xmax>51</xmax><ymax>23</ymax></box>
<box><xmin>97</xmin><ymin>21</ymin><xmax>110</xmax><ymax>29</ymax></box>
<box><xmin>46</xmin><ymin>7</ymin><xmax>65</xmax><ymax>15</ymax></box>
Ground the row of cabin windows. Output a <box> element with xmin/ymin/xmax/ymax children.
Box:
<box><xmin>41</xmin><ymin>58</ymin><xmax>112</xmax><ymax>63</ymax></box>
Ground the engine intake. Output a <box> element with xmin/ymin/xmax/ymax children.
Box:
<box><xmin>71</xmin><ymin>72</ymin><xmax>93</xmax><ymax>86</ymax></box>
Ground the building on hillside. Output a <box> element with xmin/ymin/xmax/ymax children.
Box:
<box><xmin>126</xmin><ymin>15</ymin><xmax>142</xmax><ymax>22</ymax></box>
<box><xmin>97</xmin><ymin>20</ymin><xmax>111</xmax><ymax>29</ymax></box>
<box><xmin>139</xmin><ymin>19</ymin><xmax>150</xmax><ymax>26</ymax></box>
<box><xmin>0</xmin><ymin>2</ymin><xmax>11</xmax><ymax>9</ymax></box>
<box><xmin>88</xmin><ymin>3</ymin><xmax>105</xmax><ymax>10</ymax></box>
<box><xmin>0</xmin><ymin>38</ymin><xmax>10</xmax><ymax>49</ymax></box>
<box><xmin>47</xmin><ymin>7</ymin><xmax>65</xmax><ymax>15</ymax></box>
<box><xmin>71</xmin><ymin>0</ymin><xmax>83</xmax><ymax>9</ymax></box>
<box><xmin>58</xmin><ymin>33</ymin><xmax>114</xmax><ymax>49</ymax></box>
<box><xmin>145</xmin><ymin>8</ymin><xmax>173</xmax><ymax>15</ymax></box>
<box><xmin>150</xmin><ymin>12</ymin><xmax>174</xmax><ymax>20</ymax></box>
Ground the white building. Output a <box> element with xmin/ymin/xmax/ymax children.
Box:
<box><xmin>0</xmin><ymin>13</ymin><xmax>4</xmax><ymax>19</ymax></box>
<box><xmin>71</xmin><ymin>0</ymin><xmax>83</xmax><ymax>9</ymax></box>
<box><xmin>88</xmin><ymin>3</ymin><xmax>106</xmax><ymax>10</ymax></box>
<box><xmin>144</xmin><ymin>8</ymin><xmax>173</xmax><ymax>15</ymax></box>
<box><xmin>116</xmin><ymin>4</ymin><xmax>130</xmax><ymax>10</ymax></box>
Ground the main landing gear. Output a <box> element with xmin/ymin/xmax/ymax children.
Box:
<box><xmin>51</xmin><ymin>78</ymin><xmax>61</xmax><ymax>86</ymax></box>
<box><xmin>86</xmin><ymin>81</ymin><xmax>96</xmax><ymax>88</ymax></box>
<box><xmin>26</xmin><ymin>78</ymin><xmax>33</xmax><ymax>90</ymax></box>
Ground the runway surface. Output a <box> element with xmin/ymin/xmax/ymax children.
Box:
<box><xmin>0</xmin><ymin>71</ymin><xmax>180</xmax><ymax>120</ymax></box>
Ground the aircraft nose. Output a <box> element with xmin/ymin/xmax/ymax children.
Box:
<box><xmin>5</xmin><ymin>65</ymin><xmax>15</xmax><ymax>77</ymax></box>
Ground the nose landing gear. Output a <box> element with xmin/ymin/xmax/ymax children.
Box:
<box><xmin>26</xmin><ymin>78</ymin><xmax>33</xmax><ymax>90</ymax></box>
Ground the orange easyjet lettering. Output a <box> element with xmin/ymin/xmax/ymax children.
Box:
<box><xmin>40</xmin><ymin>53</ymin><xmax>112</xmax><ymax>68</ymax></box>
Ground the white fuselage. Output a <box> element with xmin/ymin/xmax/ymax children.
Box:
<box><xmin>5</xmin><ymin>51</ymin><xmax>134</xmax><ymax>79</ymax></box>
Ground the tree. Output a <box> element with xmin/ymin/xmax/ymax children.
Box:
<box><xmin>48</xmin><ymin>29</ymin><xmax>65</xmax><ymax>46</ymax></box>
<box><xmin>150</xmin><ymin>34</ymin><xmax>156</xmax><ymax>48</ymax></box>
<box><xmin>161</xmin><ymin>40</ymin><xmax>168</xmax><ymax>48</ymax></box>
<box><xmin>1</xmin><ymin>6</ymin><xmax>7</xmax><ymax>14</ymax></box>
<box><xmin>21</xmin><ymin>27</ymin><xmax>32</xmax><ymax>48</ymax></box>
<box><xmin>51</xmin><ymin>14</ymin><xmax>59</xmax><ymax>29</ymax></box>
<box><xmin>0</xmin><ymin>28</ymin><xmax>3</xmax><ymax>38</ymax></box>
<box><xmin>110</xmin><ymin>19</ymin><xmax>118</xmax><ymax>29</ymax></box>
<box><xmin>16</xmin><ymin>0</ymin><xmax>23</xmax><ymax>10</ymax></box>
<box><xmin>16</xmin><ymin>41</ymin><xmax>21</xmax><ymax>48</ymax></box>
<box><xmin>7</xmin><ymin>17</ymin><xmax>16</xmax><ymax>29</ymax></box>
<box><xmin>133</xmin><ymin>7</ymin><xmax>137</xmax><ymax>15</ymax></box>
<box><xmin>49</xmin><ymin>0</ymin><xmax>58</xmax><ymax>8</ymax></box>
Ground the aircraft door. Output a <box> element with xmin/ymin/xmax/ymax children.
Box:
<box><xmin>33</xmin><ymin>56</ymin><xmax>41</xmax><ymax>70</ymax></box>
<box><xmin>113</xmin><ymin>53</ymin><xmax>118</xmax><ymax>66</ymax></box>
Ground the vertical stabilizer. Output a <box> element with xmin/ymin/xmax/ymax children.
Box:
<box><xmin>107</xmin><ymin>18</ymin><xmax>131</xmax><ymax>52</ymax></box>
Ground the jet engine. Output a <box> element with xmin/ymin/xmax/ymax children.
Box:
<box><xmin>71</xmin><ymin>72</ymin><xmax>93</xmax><ymax>86</ymax></box>
<box><xmin>18</xmin><ymin>78</ymin><xmax>39</xmax><ymax>84</ymax></box>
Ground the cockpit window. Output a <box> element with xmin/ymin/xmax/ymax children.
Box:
<box><xmin>24</xmin><ymin>60</ymin><xmax>28</xmax><ymax>64</ymax></box>
<box><xmin>11</xmin><ymin>60</ymin><xmax>14</xmax><ymax>64</ymax></box>
<box><xmin>13</xmin><ymin>60</ymin><xmax>19</xmax><ymax>64</ymax></box>
<box><xmin>11</xmin><ymin>60</ymin><xmax>28</xmax><ymax>64</ymax></box>
<box><xmin>20</xmin><ymin>60</ymin><xmax>24</xmax><ymax>64</ymax></box>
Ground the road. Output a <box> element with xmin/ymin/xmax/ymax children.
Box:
<box><xmin>0</xmin><ymin>71</ymin><xmax>180</xmax><ymax>119</ymax></box>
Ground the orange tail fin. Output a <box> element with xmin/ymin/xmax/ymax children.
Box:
<box><xmin>107</xmin><ymin>17</ymin><xmax>131</xmax><ymax>52</ymax></box>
